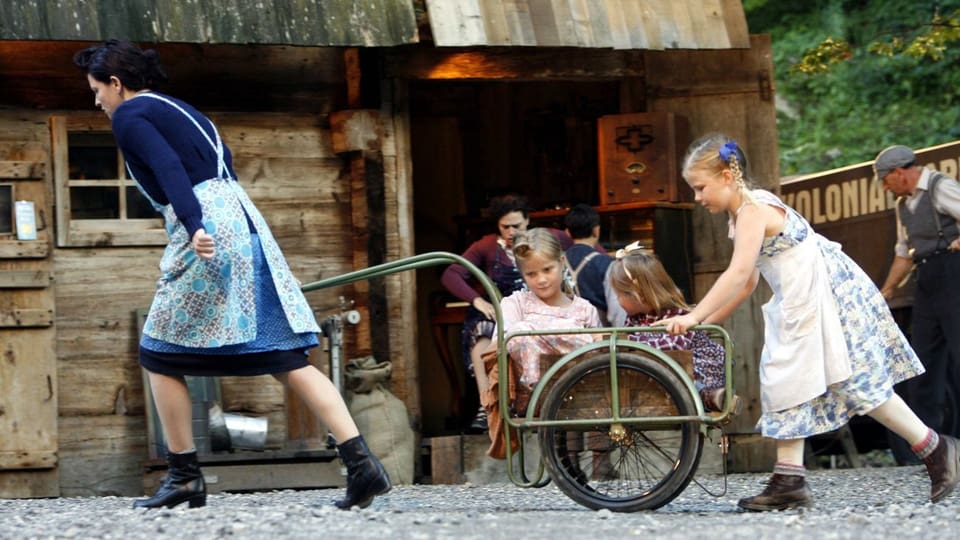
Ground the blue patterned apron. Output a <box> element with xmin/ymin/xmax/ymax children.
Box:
<box><xmin>131</xmin><ymin>93</ymin><xmax>320</xmax><ymax>348</ymax></box>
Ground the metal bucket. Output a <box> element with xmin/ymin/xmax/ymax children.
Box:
<box><xmin>223</xmin><ymin>413</ymin><xmax>268</xmax><ymax>450</ymax></box>
<box><xmin>208</xmin><ymin>403</ymin><xmax>231</xmax><ymax>452</ymax></box>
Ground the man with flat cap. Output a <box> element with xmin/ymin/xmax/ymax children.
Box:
<box><xmin>876</xmin><ymin>144</ymin><xmax>960</xmax><ymax>462</ymax></box>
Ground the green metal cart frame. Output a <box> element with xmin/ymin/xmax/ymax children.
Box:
<box><xmin>303</xmin><ymin>251</ymin><xmax>736</xmax><ymax>511</ymax></box>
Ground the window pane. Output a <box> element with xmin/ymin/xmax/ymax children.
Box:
<box><xmin>126</xmin><ymin>186</ymin><xmax>159</xmax><ymax>219</ymax></box>
<box><xmin>68</xmin><ymin>132</ymin><xmax>118</xmax><ymax>179</ymax></box>
<box><xmin>70</xmin><ymin>186</ymin><xmax>119</xmax><ymax>219</ymax></box>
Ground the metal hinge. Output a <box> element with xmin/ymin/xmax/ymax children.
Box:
<box><xmin>758</xmin><ymin>69</ymin><xmax>772</xmax><ymax>102</ymax></box>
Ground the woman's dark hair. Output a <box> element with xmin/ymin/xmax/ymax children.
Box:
<box><xmin>73</xmin><ymin>39</ymin><xmax>168</xmax><ymax>91</ymax></box>
<box><xmin>487</xmin><ymin>193</ymin><xmax>529</xmax><ymax>222</ymax></box>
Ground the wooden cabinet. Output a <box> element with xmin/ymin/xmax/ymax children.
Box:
<box><xmin>530</xmin><ymin>202</ymin><xmax>695</xmax><ymax>300</ymax></box>
<box><xmin>597</xmin><ymin>112</ymin><xmax>690</xmax><ymax>205</ymax></box>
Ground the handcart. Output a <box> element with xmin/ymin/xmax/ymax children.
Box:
<box><xmin>302</xmin><ymin>252</ymin><xmax>737</xmax><ymax>512</ymax></box>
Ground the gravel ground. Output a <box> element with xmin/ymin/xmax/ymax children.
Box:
<box><xmin>2</xmin><ymin>465</ymin><xmax>959</xmax><ymax>539</ymax></box>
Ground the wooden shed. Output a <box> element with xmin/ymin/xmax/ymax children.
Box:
<box><xmin>0</xmin><ymin>0</ymin><xmax>777</xmax><ymax>498</ymax></box>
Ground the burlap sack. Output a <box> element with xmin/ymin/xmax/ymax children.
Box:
<box><xmin>344</xmin><ymin>356</ymin><xmax>415</xmax><ymax>485</ymax></box>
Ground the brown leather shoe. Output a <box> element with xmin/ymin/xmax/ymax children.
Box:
<box><xmin>737</xmin><ymin>473</ymin><xmax>812</xmax><ymax>511</ymax></box>
<box><xmin>924</xmin><ymin>434</ymin><xmax>960</xmax><ymax>502</ymax></box>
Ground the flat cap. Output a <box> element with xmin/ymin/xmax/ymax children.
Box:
<box><xmin>873</xmin><ymin>145</ymin><xmax>916</xmax><ymax>181</ymax></box>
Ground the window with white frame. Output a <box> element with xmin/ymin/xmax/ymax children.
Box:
<box><xmin>51</xmin><ymin>115</ymin><xmax>166</xmax><ymax>247</ymax></box>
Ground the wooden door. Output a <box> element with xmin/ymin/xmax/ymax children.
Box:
<box><xmin>642</xmin><ymin>34</ymin><xmax>778</xmax><ymax>471</ymax></box>
<box><xmin>0</xmin><ymin>152</ymin><xmax>58</xmax><ymax>497</ymax></box>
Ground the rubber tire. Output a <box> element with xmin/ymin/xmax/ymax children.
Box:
<box><xmin>538</xmin><ymin>351</ymin><xmax>703</xmax><ymax>512</ymax></box>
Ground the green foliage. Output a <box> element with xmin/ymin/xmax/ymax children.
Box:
<box><xmin>746</xmin><ymin>1</ymin><xmax>960</xmax><ymax>175</ymax></box>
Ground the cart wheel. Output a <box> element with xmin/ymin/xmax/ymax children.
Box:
<box><xmin>538</xmin><ymin>352</ymin><xmax>703</xmax><ymax>512</ymax></box>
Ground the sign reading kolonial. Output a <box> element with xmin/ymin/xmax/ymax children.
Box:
<box><xmin>780</xmin><ymin>140</ymin><xmax>960</xmax><ymax>308</ymax></box>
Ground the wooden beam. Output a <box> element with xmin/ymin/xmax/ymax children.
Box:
<box><xmin>0</xmin><ymin>270</ymin><xmax>52</xmax><ymax>288</ymax></box>
<box><xmin>0</xmin><ymin>161</ymin><xmax>45</xmax><ymax>180</ymax></box>
<box><xmin>0</xmin><ymin>309</ymin><xmax>54</xmax><ymax>328</ymax></box>
<box><xmin>0</xmin><ymin>238</ymin><xmax>50</xmax><ymax>259</ymax></box>
<box><xmin>0</xmin><ymin>450</ymin><xmax>57</xmax><ymax>470</ymax></box>
<box><xmin>383</xmin><ymin>47</ymin><xmax>645</xmax><ymax>80</ymax></box>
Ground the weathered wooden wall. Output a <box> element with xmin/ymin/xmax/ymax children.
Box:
<box><xmin>0</xmin><ymin>110</ymin><xmax>59</xmax><ymax>497</ymax></box>
<box><xmin>0</xmin><ymin>105</ymin><xmax>362</xmax><ymax>496</ymax></box>
<box><xmin>0</xmin><ymin>41</ymin><xmax>426</xmax><ymax>497</ymax></box>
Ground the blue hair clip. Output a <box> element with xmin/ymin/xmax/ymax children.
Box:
<box><xmin>719</xmin><ymin>140</ymin><xmax>739</xmax><ymax>162</ymax></box>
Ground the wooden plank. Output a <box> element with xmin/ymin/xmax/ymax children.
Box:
<box><xmin>642</xmin><ymin>34</ymin><xmax>776</xmax><ymax>99</ymax></box>
<box><xmin>526</xmin><ymin>0</ymin><xmax>563</xmax><ymax>46</ymax></box>
<box><xmin>0</xmin><ymin>308</ymin><xmax>53</xmax><ymax>328</ymax></box>
<box><xmin>720</xmin><ymin>0</ymin><xmax>752</xmax><ymax>48</ymax></box>
<box><xmin>502</xmin><ymin>0</ymin><xmax>538</xmax><ymax>46</ymax></box>
<box><xmin>0</xmin><ymin>450</ymin><xmax>57</xmax><ymax>470</ymax></box>
<box><xmin>668</xmin><ymin>1</ymin><xmax>698</xmax><ymax>49</ymax></box>
<box><xmin>0</xmin><ymin>328</ymin><xmax>57</xmax><ymax>470</ymax></box>
<box><xmin>426</xmin><ymin>0</ymin><xmax>488</xmax><ymax>46</ymax></box>
<box><xmin>570</xmin><ymin>0</ymin><xmax>612</xmax><ymax>48</ymax></box>
<box><xmin>634</xmin><ymin>0</ymin><xmax>661</xmax><ymax>50</ymax></box>
<box><xmin>50</xmin><ymin>115</ymin><xmax>71</xmax><ymax>249</ymax></box>
<box><xmin>0</xmin><ymin>469</ymin><xmax>59</xmax><ymax>498</ymax></box>
<box><xmin>57</xmin><ymin>415</ymin><xmax>147</xmax><ymax>497</ymax></box>
<box><xmin>142</xmin><ymin>459</ymin><xmax>344</xmax><ymax>494</ymax></box>
<box><xmin>693</xmin><ymin>0</ymin><xmax>733</xmax><ymax>49</ymax></box>
<box><xmin>383</xmin><ymin>47</ymin><xmax>646</xmax><ymax>80</ymax></box>
<box><xmin>383</xmin><ymin>79</ymin><xmax>420</xmax><ymax>419</ymax></box>
<box><xmin>429</xmin><ymin>435</ymin><xmax>466</xmax><ymax>484</ymax></box>
<box><xmin>56</xmin><ymin>356</ymin><xmax>146</xmax><ymax>416</ymax></box>
<box><xmin>0</xmin><ymin>270</ymin><xmax>51</xmax><ymax>288</ymax></box>
<box><xmin>479</xmin><ymin>0</ymin><xmax>512</xmax><ymax>45</ymax></box>
<box><xmin>547</xmin><ymin>0</ymin><xmax>579</xmax><ymax>47</ymax></box>
<box><xmin>217</xmin><ymin>117</ymin><xmax>335</xmax><ymax>160</ymax></box>
<box><xmin>0</xmin><ymin>0</ymin><xmax>418</xmax><ymax>46</ymax></box>
<box><xmin>643</xmin><ymin>0</ymin><xmax>679</xmax><ymax>49</ymax></box>
<box><xmin>0</xmin><ymin>238</ymin><xmax>50</xmax><ymax>258</ymax></box>
<box><xmin>603</xmin><ymin>0</ymin><xmax>633</xmax><ymax>50</ymax></box>
<box><xmin>0</xmin><ymin>161</ymin><xmax>45</xmax><ymax>179</ymax></box>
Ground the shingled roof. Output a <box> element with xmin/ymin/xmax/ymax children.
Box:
<box><xmin>0</xmin><ymin>0</ymin><xmax>749</xmax><ymax>50</ymax></box>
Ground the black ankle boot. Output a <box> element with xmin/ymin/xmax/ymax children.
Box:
<box><xmin>133</xmin><ymin>450</ymin><xmax>207</xmax><ymax>509</ymax></box>
<box><xmin>335</xmin><ymin>435</ymin><xmax>392</xmax><ymax>509</ymax></box>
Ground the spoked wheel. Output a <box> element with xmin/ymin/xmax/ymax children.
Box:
<box><xmin>538</xmin><ymin>352</ymin><xmax>703</xmax><ymax>512</ymax></box>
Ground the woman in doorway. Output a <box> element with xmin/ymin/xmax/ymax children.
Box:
<box><xmin>73</xmin><ymin>39</ymin><xmax>390</xmax><ymax>510</ymax></box>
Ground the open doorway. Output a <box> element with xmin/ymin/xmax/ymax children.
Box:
<box><xmin>409</xmin><ymin>79</ymin><xmax>622</xmax><ymax>435</ymax></box>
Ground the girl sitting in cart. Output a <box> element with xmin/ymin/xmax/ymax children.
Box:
<box><xmin>480</xmin><ymin>228</ymin><xmax>601</xmax><ymax>456</ymax></box>
<box><xmin>609</xmin><ymin>245</ymin><xmax>738</xmax><ymax>415</ymax></box>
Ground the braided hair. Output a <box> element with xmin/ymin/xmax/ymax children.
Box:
<box><xmin>682</xmin><ymin>133</ymin><xmax>756</xmax><ymax>206</ymax></box>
